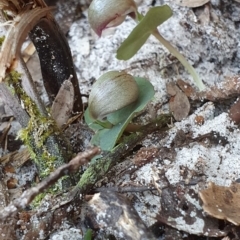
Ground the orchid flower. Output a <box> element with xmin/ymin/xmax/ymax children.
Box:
<box><xmin>88</xmin><ymin>0</ymin><xmax>205</xmax><ymax>91</ymax></box>
<box><xmin>88</xmin><ymin>0</ymin><xmax>137</xmax><ymax>36</ymax></box>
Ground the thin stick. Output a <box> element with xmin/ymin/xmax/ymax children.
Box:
<box><xmin>19</xmin><ymin>57</ymin><xmax>48</xmax><ymax>116</ymax></box>
<box><xmin>0</xmin><ymin>147</ymin><xmax>100</xmax><ymax>220</ymax></box>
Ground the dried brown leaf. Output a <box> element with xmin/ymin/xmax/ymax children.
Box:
<box><xmin>199</xmin><ymin>182</ymin><xmax>240</xmax><ymax>225</ymax></box>
<box><xmin>51</xmin><ymin>79</ymin><xmax>74</xmax><ymax>129</ymax></box>
<box><xmin>177</xmin><ymin>79</ymin><xmax>195</xmax><ymax>97</ymax></box>
<box><xmin>194</xmin><ymin>115</ymin><xmax>205</xmax><ymax>125</ymax></box>
<box><xmin>157</xmin><ymin>185</ymin><xmax>227</xmax><ymax>236</ymax></box>
<box><xmin>167</xmin><ymin>83</ymin><xmax>190</xmax><ymax>121</ymax></box>
<box><xmin>166</xmin><ymin>82</ymin><xmax>178</xmax><ymax>96</ymax></box>
<box><xmin>3</xmin><ymin>165</ymin><xmax>15</xmax><ymax>173</ymax></box>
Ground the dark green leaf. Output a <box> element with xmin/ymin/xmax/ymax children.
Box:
<box><xmin>84</xmin><ymin>229</ymin><xmax>92</xmax><ymax>240</ymax></box>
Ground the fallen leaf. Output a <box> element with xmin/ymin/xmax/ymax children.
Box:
<box><xmin>199</xmin><ymin>182</ymin><xmax>240</xmax><ymax>225</ymax></box>
<box><xmin>157</xmin><ymin>185</ymin><xmax>227</xmax><ymax>236</ymax></box>
<box><xmin>177</xmin><ymin>79</ymin><xmax>195</xmax><ymax>97</ymax></box>
<box><xmin>51</xmin><ymin>79</ymin><xmax>74</xmax><ymax>129</ymax></box>
<box><xmin>198</xmin><ymin>3</ymin><xmax>210</xmax><ymax>25</ymax></box>
<box><xmin>19</xmin><ymin>211</ymin><xmax>32</xmax><ymax>222</ymax></box>
<box><xmin>167</xmin><ymin>83</ymin><xmax>190</xmax><ymax>121</ymax></box>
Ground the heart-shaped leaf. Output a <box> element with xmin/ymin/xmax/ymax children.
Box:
<box><xmin>85</xmin><ymin>77</ymin><xmax>155</xmax><ymax>150</ymax></box>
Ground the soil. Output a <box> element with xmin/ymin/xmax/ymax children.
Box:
<box><xmin>1</xmin><ymin>0</ymin><xmax>240</xmax><ymax>239</ymax></box>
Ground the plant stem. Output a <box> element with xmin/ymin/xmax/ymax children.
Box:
<box><xmin>152</xmin><ymin>29</ymin><xmax>205</xmax><ymax>91</ymax></box>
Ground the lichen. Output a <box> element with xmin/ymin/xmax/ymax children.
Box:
<box><xmin>5</xmin><ymin>71</ymin><xmax>72</xmax><ymax>179</ymax></box>
<box><xmin>31</xmin><ymin>192</ymin><xmax>46</xmax><ymax>208</ymax></box>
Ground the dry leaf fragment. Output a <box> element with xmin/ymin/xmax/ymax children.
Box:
<box><xmin>51</xmin><ymin>79</ymin><xmax>74</xmax><ymax>129</ymax></box>
<box><xmin>174</xmin><ymin>0</ymin><xmax>210</xmax><ymax>8</ymax></box>
<box><xmin>198</xmin><ymin>3</ymin><xmax>210</xmax><ymax>25</ymax></box>
<box><xmin>157</xmin><ymin>185</ymin><xmax>227</xmax><ymax>236</ymax></box>
<box><xmin>177</xmin><ymin>79</ymin><xmax>195</xmax><ymax>97</ymax></box>
<box><xmin>167</xmin><ymin>83</ymin><xmax>190</xmax><ymax>121</ymax></box>
<box><xmin>199</xmin><ymin>182</ymin><xmax>240</xmax><ymax>225</ymax></box>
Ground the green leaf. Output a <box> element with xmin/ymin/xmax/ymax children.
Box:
<box><xmin>90</xmin><ymin>77</ymin><xmax>154</xmax><ymax>151</ymax></box>
<box><xmin>117</xmin><ymin>5</ymin><xmax>172</xmax><ymax>60</ymax></box>
<box><xmin>84</xmin><ymin>229</ymin><xmax>92</xmax><ymax>240</ymax></box>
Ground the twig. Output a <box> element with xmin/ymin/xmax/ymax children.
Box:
<box><xmin>0</xmin><ymin>147</ymin><xmax>100</xmax><ymax>220</ymax></box>
<box><xmin>19</xmin><ymin>57</ymin><xmax>47</xmax><ymax>116</ymax></box>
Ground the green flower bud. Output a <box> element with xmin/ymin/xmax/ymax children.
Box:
<box><xmin>88</xmin><ymin>71</ymin><xmax>139</xmax><ymax>120</ymax></box>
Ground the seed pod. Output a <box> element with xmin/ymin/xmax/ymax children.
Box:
<box><xmin>88</xmin><ymin>71</ymin><xmax>139</xmax><ymax>120</ymax></box>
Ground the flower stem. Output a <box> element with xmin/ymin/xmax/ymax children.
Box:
<box><xmin>152</xmin><ymin>29</ymin><xmax>205</xmax><ymax>91</ymax></box>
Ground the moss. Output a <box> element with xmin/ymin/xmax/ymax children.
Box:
<box><xmin>30</xmin><ymin>184</ymin><xmax>62</xmax><ymax>208</ymax></box>
<box><xmin>6</xmin><ymin>71</ymin><xmax>72</xmax><ymax>180</ymax></box>
<box><xmin>31</xmin><ymin>192</ymin><xmax>46</xmax><ymax>208</ymax></box>
<box><xmin>0</xmin><ymin>36</ymin><xmax>5</xmax><ymax>46</ymax></box>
